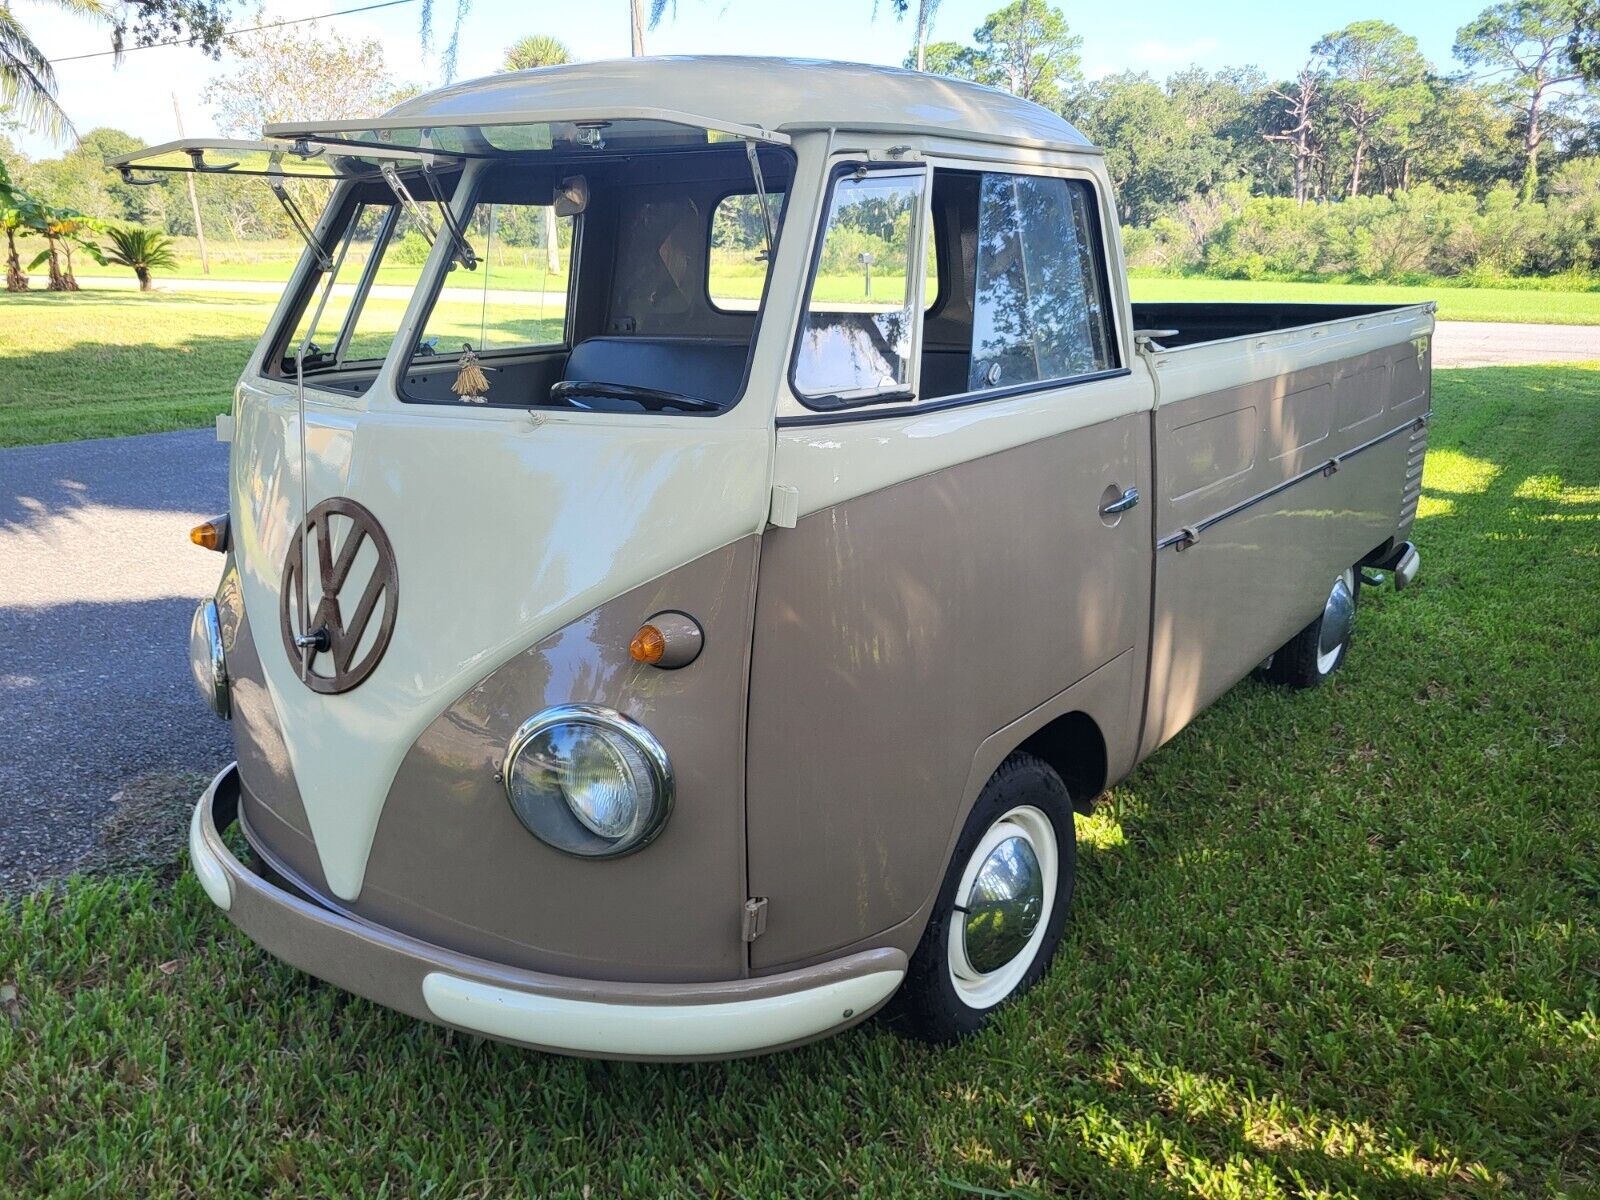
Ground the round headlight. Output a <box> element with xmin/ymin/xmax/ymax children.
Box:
<box><xmin>503</xmin><ymin>705</ymin><xmax>673</xmax><ymax>858</ymax></box>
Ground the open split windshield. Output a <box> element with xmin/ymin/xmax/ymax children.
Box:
<box><xmin>109</xmin><ymin>121</ymin><xmax>794</xmax><ymax>414</ymax></box>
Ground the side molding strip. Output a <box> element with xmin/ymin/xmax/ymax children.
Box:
<box><xmin>1155</xmin><ymin>415</ymin><xmax>1427</xmax><ymax>551</ymax></box>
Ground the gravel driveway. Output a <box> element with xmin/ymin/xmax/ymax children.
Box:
<box><xmin>1</xmin><ymin>320</ymin><xmax>1594</xmax><ymax>889</ymax></box>
<box><xmin>0</xmin><ymin>430</ymin><xmax>232</xmax><ymax>890</ymax></box>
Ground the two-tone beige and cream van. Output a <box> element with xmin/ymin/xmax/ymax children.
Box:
<box><xmin>119</xmin><ymin>57</ymin><xmax>1429</xmax><ymax>1058</ymax></box>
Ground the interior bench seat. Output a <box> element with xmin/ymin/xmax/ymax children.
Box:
<box><xmin>559</xmin><ymin>337</ymin><xmax>750</xmax><ymax>408</ymax></box>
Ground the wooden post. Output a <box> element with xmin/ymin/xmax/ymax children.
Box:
<box><xmin>172</xmin><ymin>94</ymin><xmax>211</xmax><ymax>275</ymax></box>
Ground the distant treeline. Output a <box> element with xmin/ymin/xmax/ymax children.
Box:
<box><xmin>5</xmin><ymin>2</ymin><xmax>1597</xmax><ymax>282</ymax></box>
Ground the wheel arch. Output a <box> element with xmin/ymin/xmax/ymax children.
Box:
<box><xmin>1017</xmin><ymin>710</ymin><xmax>1108</xmax><ymax>814</ymax></box>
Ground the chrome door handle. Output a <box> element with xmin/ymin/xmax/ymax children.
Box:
<box><xmin>1100</xmin><ymin>486</ymin><xmax>1140</xmax><ymax>516</ymax></box>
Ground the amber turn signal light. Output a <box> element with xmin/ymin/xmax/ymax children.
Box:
<box><xmin>190</xmin><ymin>514</ymin><xmax>230</xmax><ymax>553</ymax></box>
<box><xmin>629</xmin><ymin>624</ymin><xmax>667</xmax><ymax>665</ymax></box>
<box><xmin>628</xmin><ymin>611</ymin><xmax>704</xmax><ymax>670</ymax></box>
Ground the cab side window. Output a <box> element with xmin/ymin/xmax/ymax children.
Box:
<box><xmin>970</xmin><ymin>173</ymin><xmax>1115</xmax><ymax>390</ymax></box>
<box><xmin>921</xmin><ymin>170</ymin><xmax>1117</xmax><ymax>402</ymax></box>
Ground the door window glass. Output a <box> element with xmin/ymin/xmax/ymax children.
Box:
<box><xmin>793</xmin><ymin>168</ymin><xmax>928</xmax><ymax>402</ymax></box>
<box><xmin>969</xmin><ymin>174</ymin><xmax>1114</xmax><ymax>391</ymax></box>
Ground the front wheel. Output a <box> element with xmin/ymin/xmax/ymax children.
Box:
<box><xmin>887</xmin><ymin>752</ymin><xmax>1076</xmax><ymax>1043</ymax></box>
<box><xmin>1264</xmin><ymin>567</ymin><xmax>1359</xmax><ymax>689</ymax></box>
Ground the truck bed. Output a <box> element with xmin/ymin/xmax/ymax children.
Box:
<box><xmin>1131</xmin><ymin>302</ymin><xmax>1423</xmax><ymax>349</ymax></box>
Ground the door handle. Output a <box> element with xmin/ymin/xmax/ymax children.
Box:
<box><xmin>1100</xmin><ymin>486</ymin><xmax>1140</xmax><ymax>516</ymax></box>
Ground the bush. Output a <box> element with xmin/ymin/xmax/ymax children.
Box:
<box><xmin>387</xmin><ymin>230</ymin><xmax>432</xmax><ymax>265</ymax></box>
<box><xmin>1141</xmin><ymin>177</ymin><xmax>1600</xmax><ymax>284</ymax></box>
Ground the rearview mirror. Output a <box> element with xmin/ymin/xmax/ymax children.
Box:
<box><xmin>554</xmin><ymin>175</ymin><xmax>589</xmax><ymax>217</ymax></box>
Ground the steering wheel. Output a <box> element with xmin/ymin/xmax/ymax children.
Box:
<box><xmin>549</xmin><ymin>380</ymin><xmax>721</xmax><ymax>414</ymax></box>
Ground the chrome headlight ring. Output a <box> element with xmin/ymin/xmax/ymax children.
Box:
<box><xmin>189</xmin><ymin>597</ymin><xmax>230</xmax><ymax>719</ymax></box>
<box><xmin>501</xmin><ymin>704</ymin><xmax>674</xmax><ymax>859</ymax></box>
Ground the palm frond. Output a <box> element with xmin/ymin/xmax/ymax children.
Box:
<box><xmin>0</xmin><ymin>7</ymin><xmax>71</xmax><ymax>141</ymax></box>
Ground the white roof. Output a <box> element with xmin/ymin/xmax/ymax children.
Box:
<box><xmin>266</xmin><ymin>57</ymin><xmax>1098</xmax><ymax>155</ymax></box>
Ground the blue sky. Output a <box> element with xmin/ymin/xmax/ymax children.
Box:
<box><xmin>16</xmin><ymin>0</ymin><xmax>1489</xmax><ymax>156</ymax></box>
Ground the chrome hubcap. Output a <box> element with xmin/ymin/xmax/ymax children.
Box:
<box><xmin>1317</xmin><ymin>572</ymin><xmax>1355</xmax><ymax>674</ymax></box>
<box><xmin>961</xmin><ymin>835</ymin><xmax>1044</xmax><ymax>975</ymax></box>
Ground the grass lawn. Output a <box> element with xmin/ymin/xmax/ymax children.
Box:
<box><xmin>2</xmin><ymin>363</ymin><xmax>1597</xmax><ymax>1196</ymax></box>
<box><xmin>0</xmin><ymin>290</ymin><xmax>269</xmax><ymax>449</ymax></box>
<box><xmin>1128</xmin><ymin>274</ymin><xmax>1600</xmax><ymax>326</ymax></box>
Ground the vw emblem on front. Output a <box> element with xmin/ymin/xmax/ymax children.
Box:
<box><xmin>279</xmin><ymin>497</ymin><xmax>399</xmax><ymax>694</ymax></box>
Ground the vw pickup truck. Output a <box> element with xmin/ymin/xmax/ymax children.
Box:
<box><xmin>113</xmin><ymin>56</ymin><xmax>1428</xmax><ymax>1058</ymax></box>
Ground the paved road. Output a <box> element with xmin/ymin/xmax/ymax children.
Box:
<box><xmin>1432</xmin><ymin>320</ymin><xmax>1600</xmax><ymax>367</ymax></box>
<box><xmin>0</xmin><ymin>430</ymin><xmax>233</xmax><ymax>889</ymax></box>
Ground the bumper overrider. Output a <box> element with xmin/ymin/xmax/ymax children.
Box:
<box><xmin>188</xmin><ymin>764</ymin><xmax>906</xmax><ymax>1059</ymax></box>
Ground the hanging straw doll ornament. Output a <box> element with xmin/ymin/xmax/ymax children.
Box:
<box><xmin>453</xmin><ymin>344</ymin><xmax>491</xmax><ymax>404</ymax></box>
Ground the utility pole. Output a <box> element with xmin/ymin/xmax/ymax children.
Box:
<box><xmin>630</xmin><ymin>0</ymin><xmax>646</xmax><ymax>55</ymax></box>
<box><xmin>172</xmin><ymin>93</ymin><xmax>211</xmax><ymax>275</ymax></box>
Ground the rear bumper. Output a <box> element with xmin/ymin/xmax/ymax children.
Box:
<box><xmin>188</xmin><ymin>764</ymin><xmax>905</xmax><ymax>1059</ymax></box>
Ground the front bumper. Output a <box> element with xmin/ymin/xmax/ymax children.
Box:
<box><xmin>188</xmin><ymin>764</ymin><xmax>906</xmax><ymax>1059</ymax></box>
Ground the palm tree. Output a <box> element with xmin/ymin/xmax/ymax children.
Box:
<box><xmin>104</xmin><ymin>225</ymin><xmax>177</xmax><ymax>291</ymax></box>
<box><xmin>0</xmin><ymin>0</ymin><xmax>108</xmax><ymax>141</ymax></box>
<box><xmin>22</xmin><ymin>201</ymin><xmax>102</xmax><ymax>290</ymax></box>
<box><xmin>499</xmin><ymin>34</ymin><xmax>573</xmax><ymax>273</ymax></box>
<box><xmin>1</xmin><ymin>204</ymin><xmax>27</xmax><ymax>292</ymax></box>
<box><xmin>503</xmin><ymin>33</ymin><xmax>571</xmax><ymax>71</ymax></box>
<box><xmin>0</xmin><ymin>158</ymin><xmax>27</xmax><ymax>291</ymax></box>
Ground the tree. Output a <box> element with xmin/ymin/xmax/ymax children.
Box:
<box><xmin>1265</xmin><ymin>61</ymin><xmax>1323</xmax><ymax>205</ymax></box>
<box><xmin>1573</xmin><ymin>1</ymin><xmax>1600</xmax><ymax>82</ymax></box>
<box><xmin>498</xmin><ymin>34</ymin><xmax>571</xmax><ymax>271</ymax></box>
<box><xmin>0</xmin><ymin>156</ymin><xmax>28</xmax><ymax>290</ymax></box>
<box><xmin>1314</xmin><ymin>21</ymin><xmax>1431</xmax><ymax>196</ymax></box>
<box><xmin>103</xmin><ymin>225</ymin><xmax>177</xmax><ymax>289</ymax></box>
<box><xmin>20</xmin><ymin>200</ymin><xmax>103</xmax><ymax>290</ymax></box>
<box><xmin>883</xmin><ymin>0</ymin><xmax>945</xmax><ymax>72</ymax></box>
<box><xmin>1</xmin><ymin>0</ymin><xmax>108</xmax><ymax>141</ymax></box>
<box><xmin>908</xmin><ymin>40</ymin><xmax>987</xmax><ymax>82</ymax></box>
<box><xmin>203</xmin><ymin>17</ymin><xmax>409</xmax><ymax>137</ymax></box>
<box><xmin>971</xmin><ymin>0</ymin><xmax>1080</xmax><ymax>105</ymax></box>
<box><xmin>1454</xmin><ymin>1</ymin><xmax>1584</xmax><ymax>197</ymax></box>
<box><xmin>2</xmin><ymin>1</ymin><xmax>232</xmax><ymax>141</ymax></box>
<box><xmin>503</xmin><ymin>34</ymin><xmax>571</xmax><ymax>72</ymax></box>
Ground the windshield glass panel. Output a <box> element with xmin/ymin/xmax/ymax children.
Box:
<box><xmin>394</xmin><ymin>145</ymin><xmax>793</xmax><ymax>415</ymax></box>
<box><xmin>416</xmin><ymin>201</ymin><xmax>573</xmax><ymax>356</ymax></box>
<box><xmin>279</xmin><ymin>191</ymin><xmax>446</xmax><ymax>373</ymax></box>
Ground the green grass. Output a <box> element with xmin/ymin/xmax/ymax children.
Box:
<box><xmin>1128</xmin><ymin>274</ymin><xmax>1600</xmax><ymax>325</ymax></box>
<box><xmin>2</xmin><ymin>364</ymin><xmax>1598</xmax><ymax>1196</ymax></box>
<box><xmin>0</xmin><ymin>290</ymin><xmax>267</xmax><ymax>448</ymax></box>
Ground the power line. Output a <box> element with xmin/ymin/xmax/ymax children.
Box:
<box><xmin>47</xmin><ymin>0</ymin><xmax>420</xmax><ymax>65</ymax></box>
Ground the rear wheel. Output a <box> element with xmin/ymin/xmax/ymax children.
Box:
<box><xmin>888</xmin><ymin>752</ymin><xmax>1076</xmax><ymax>1043</ymax></box>
<box><xmin>1264</xmin><ymin>567</ymin><xmax>1359</xmax><ymax>689</ymax></box>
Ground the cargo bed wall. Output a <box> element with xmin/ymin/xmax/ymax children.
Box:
<box><xmin>1138</xmin><ymin>313</ymin><xmax>1433</xmax><ymax>759</ymax></box>
<box><xmin>1132</xmin><ymin>302</ymin><xmax>1415</xmax><ymax>349</ymax></box>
